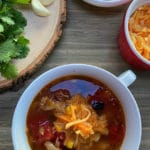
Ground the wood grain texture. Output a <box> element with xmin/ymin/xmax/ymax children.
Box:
<box><xmin>0</xmin><ymin>0</ymin><xmax>150</xmax><ymax>149</ymax></box>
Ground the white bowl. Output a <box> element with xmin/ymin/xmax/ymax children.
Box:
<box><xmin>12</xmin><ymin>64</ymin><xmax>141</xmax><ymax>150</ymax></box>
<box><xmin>83</xmin><ymin>0</ymin><xmax>131</xmax><ymax>7</ymax></box>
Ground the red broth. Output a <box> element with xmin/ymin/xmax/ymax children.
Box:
<box><xmin>26</xmin><ymin>75</ymin><xmax>125</xmax><ymax>150</ymax></box>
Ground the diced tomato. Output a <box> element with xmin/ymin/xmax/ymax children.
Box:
<box><xmin>108</xmin><ymin>123</ymin><xmax>125</xmax><ymax>145</ymax></box>
<box><xmin>27</xmin><ymin>114</ymin><xmax>54</xmax><ymax>144</ymax></box>
<box><xmin>90</xmin><ymin>87</ymin><xmax>114</xmax><ymax>104</ymax></box>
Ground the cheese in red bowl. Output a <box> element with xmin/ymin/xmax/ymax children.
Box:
<box><xmin>118</xmin><ymin>0</ymin><xmax>150</xmax><ymax>70</ymax></box>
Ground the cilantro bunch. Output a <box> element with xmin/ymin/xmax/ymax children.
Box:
<box><xmin>0</xmin><ymin>0</ymin><xmax>30</xmax><ymax>79</ymax></box>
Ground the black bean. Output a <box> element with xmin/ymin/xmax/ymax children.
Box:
<box><xmin>91</xmin><ymin>100</ymin><xmax>104</xmax><ymax>110</ymax></box>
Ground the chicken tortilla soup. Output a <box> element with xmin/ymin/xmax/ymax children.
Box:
<box><xmin>26</xmin><ymin>75</ymin><xmax>126</xmax><ymax>150</ymax></box>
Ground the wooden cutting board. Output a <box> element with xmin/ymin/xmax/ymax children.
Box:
<box><xmin>0</xmin><ymin>0</ymin><xmax>66</xmax><ymax>91</ymax></box>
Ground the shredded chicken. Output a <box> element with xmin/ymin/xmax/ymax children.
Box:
<box><xmin>40</xmin><ymin>94</ymin><xmax>109</xmax><ymax>149</ymax></box>
<box><xmin>40</xmin><ymin>97</ymin><xmax>55</xmax><ymax>111</ymax></box>
<box><xmin>44</xmin><ymin>141</ymin><xmax>60</xmax><ymax>150</ymax></box>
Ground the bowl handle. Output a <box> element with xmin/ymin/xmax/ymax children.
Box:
<box><xmin>118</xmin><ymin>70</ymin><xmax>136</xmax><ymax>87</ymax></box>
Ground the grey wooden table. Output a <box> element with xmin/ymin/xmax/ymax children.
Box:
<box><xmin>0</xmin><ymin>0</ymin><xmax>150</xmax><ymax>149</ymax></box>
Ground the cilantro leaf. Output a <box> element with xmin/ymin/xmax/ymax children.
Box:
<box><xmin>0</xmin><ymin>24</ymin><xmax>4</xmax><ymax>32</ymax></box>
<box><xmin>0</xmin><ymin>2</ymin><xmax>26</xmax><ymax>40</ymax></box>
<box><xmin>14</xmin><ymin>0</ymin><xmax>31</xmax><ymax>4</ymax></box>
<box><xmin>11</xmin><ymin>7</ymin><xmax>27</xmax><ymax>28</ymax></box>
<box><xmin>2</xmin><ymin>0</ymin><xmax>30</xmax><ymax>5</ymax></box>
<box><xmin>1</xmin><ymin>16</ymin><xmax>15</xmax><ymax>25</ymax></box>
<box><xmin>13</xmin><ymin>36</ymin><xmax>30</xmax><ymax>59</ymax></box>
<box><xmin>0</xmin><ymin>1</ymin><xmax>30</xmax><ymax>79</ymax></box>
<box><xmin>1</xmin><ymin>5</ymin><xmax>27</xmax><ymax>39</ymax></box>
<box><xmin>0</xmin><ymin>62</ymin><xmax>18</xmax><ymax>79</ymax></box>
<box><xmin>0</xmin><ymin>40</ymin><xmax>17</xmax><ymax>63</ymax></box>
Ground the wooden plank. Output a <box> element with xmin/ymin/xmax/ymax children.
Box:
<box><xmin>0</xmin><ymin>0</ymin><xmax>150</xmax><ymax>149</ymax></box>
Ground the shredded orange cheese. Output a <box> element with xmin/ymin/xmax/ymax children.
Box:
<box><xmin>128</xmin><ymin>4</ymin><xmax>150</xmax><ymax>61</ymax></box>
<box><xmin>65</xmin><ymin>106</ymin><xmax>91</xmax><ymax>129</ymax></box>
<box><xmin>54</xmin><ymin>94</ymin><xmax>108</xmax><ymax>139</ymax></box>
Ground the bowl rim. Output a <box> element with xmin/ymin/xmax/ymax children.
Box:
<box><xmin>83</xmin><ymin>0</ymin><xmax>131</xmax><ymax>7</ymax></box>
<box><xmin>125</xmin><ymin>0</ymin><xmax>150</xmax><ymax>65</ymax></box>
<box><xmin>11</xmin><ymin>64</ymin><xmax>142</xmax><ymax>150</ymax></box>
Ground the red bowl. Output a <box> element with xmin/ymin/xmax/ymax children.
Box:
<box><xmin>118</xmin><ymin>0</ymin><xmax>150</xmax><ymax>70</ymax></box>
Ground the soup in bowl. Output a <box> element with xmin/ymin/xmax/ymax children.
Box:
<box><xmin>12</xmin><ymin>64</ymin><xmax>141</xmax><ymax>150</ymax></box>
